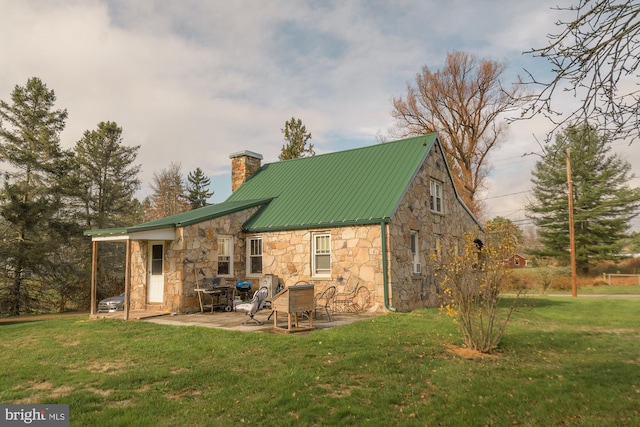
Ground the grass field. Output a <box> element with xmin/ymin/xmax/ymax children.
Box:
<box><xmin>1</xmin><ymin>296</ymin><xmax>639</xmax><ymax>426</ymax></box>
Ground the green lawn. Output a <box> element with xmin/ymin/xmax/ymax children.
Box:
<box><xmin>1</xmin><ymin>297</ymin><xmax>639</xmax><ymax>426</ymax></box>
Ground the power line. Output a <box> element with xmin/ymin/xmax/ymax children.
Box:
<box><xmin>481</xmin><ymin>190</ymin><xmax>531</xmax><ymax>201</ymax></box>
<box><xmin>490</xmin><ymin>152</ymin><xmax>540</xmax><ymax>164</ymax></box>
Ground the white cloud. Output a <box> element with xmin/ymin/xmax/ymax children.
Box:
<box><xmin>0</xmin><ymin>0</ymin><xmax>637</xmax><ymax>230</ymax></box>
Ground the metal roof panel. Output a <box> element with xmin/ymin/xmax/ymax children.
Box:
<box><xmin>227</xmin><ymin>134</ymin><xmax>437</xmax><ymax>231</ymax></box>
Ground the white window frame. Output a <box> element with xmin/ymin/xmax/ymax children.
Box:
<box><xmin>312</xmin><ymin>232</ymin><xmax>331</xmax><ymax>278</ymax></box>
<box><xmin>217</xmin><ymin>236</ymin><xmax>233</xmax><ymax>277</ymax></box>
<box><xmin>246</xmin><ymin>236</ymin><xmax>262</xmax><ymax>277</ymax></box>
<box><xmin>430</xmin><ymin>179</ymin><xmax>443</xmax><ymax>214</ymax></box>
<box><xmin>410</xmin><ymin>231</ymin><xmax>421</xmax><ymax>274</ymax></box>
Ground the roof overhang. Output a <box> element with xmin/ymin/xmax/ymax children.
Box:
<box><xmin>86</xmin><ymin>227</ymin><xmax>176</xmax><ymax>242</ymax></box>
<box><xmin>84</xmin><ymin>198</ymin><xmax>273</xmax><ymax>241</ymax></box>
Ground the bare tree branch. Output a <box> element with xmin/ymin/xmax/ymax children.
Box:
<box><xmin>519</xmin><ymin>0</ymin><xmax>640</xmax><ymax>143</ymax></box>
<box><xmin>391</xmin><ymin>52</ymin><xmax>527</xmax><ymax>217</ymax></box>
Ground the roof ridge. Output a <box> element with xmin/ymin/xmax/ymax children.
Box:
<box><xmin>266</xmin><ymin>133</ymin><xmax>437</xmax><ymax>166</ymax></box>
<box><xmin>229</xmin><ymin>133</ymin><xmax>439</xmax><ymax>231</ymax></box>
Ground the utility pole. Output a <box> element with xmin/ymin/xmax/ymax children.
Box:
<box><xmin>566</xmin><ymin>148</ymin><xmax>577</xmax><ymax>297</ymax></box>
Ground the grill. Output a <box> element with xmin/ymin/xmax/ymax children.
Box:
<box><xmin>235</xmin><ymin>281</ymin><xmax>252</xmax><ymax>300</ymax></box>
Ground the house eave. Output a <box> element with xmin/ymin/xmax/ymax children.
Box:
<box><xmin>85</xmin><ymin>227</ymin><xmax>176</xmax><ymax>242</ymax></box>
<box><xmin>129</xmin><ymin>228</ymin><xmax>176</xmax><ymax>241</ymax></box>
<box><xmin>243</xmin><ymin>217</ymin><xmax>390</xmax><ymax>233</ymax></box>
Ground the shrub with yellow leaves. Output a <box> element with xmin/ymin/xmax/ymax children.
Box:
<box><xmin>433</xmin><ymin>220</ymin><xmax>522</xmax><ymax>353</ymax></box>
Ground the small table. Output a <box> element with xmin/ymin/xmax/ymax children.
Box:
<box><xmin>195</xmin><ymin>286</ymin><xmax>232</xmax><ymax>312</ymax></box>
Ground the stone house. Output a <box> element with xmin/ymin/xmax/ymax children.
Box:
<box><xmin>85</xmin><ymin>133</ymin><xmax>483</xmax><ymax>316</ymax></box>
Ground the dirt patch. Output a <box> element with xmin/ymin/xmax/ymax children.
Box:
<box><xmin>82</xmin><ymin>360</ymin><xmax>129</xmax><ymax>375</ymax></box>
<box><xmin>85</xmin><ymin>387</ymin><xmax>112</xmax><ymax>397</ymax></box>
<box><xmin>445</xmin><ymin>344</ymin><xmax>499</xmax><ymax>359</ymax></box>
<box><xmin>165</xmin><ymin>390</ymin><xmax>202</xmax><ymax>400</ymax></box>
<box><xmin>15</xmin><ymin>382</ymin><xmax>75</xmax><ymax>404</ymax></box>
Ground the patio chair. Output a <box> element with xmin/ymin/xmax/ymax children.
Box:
<box><xmin>334</xmin><ymin>284</ymin><xmax>370</xmax><ymax>313</ymax></box>
<box><xmin>314</xmin><ymin>285</ymin><xmax>336</xmax><ymax>322</ymax></box>
<box><xmin>235</xmin><ymin>286</ymin><xmax>269</xmax><ymax>325</ymax></box>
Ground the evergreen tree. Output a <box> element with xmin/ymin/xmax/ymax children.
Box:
<box><xmin>68</xmin><ymin>122</ymin><xmax>142</xmax><ymax>311</ymax></box>
<box><xmin>73</xmin><ymin>121</ymin><xmax>141</xmax><ymax>229</ymax></box>
<box><xmin>527</xmin><ymin>123</ymin><xmax>640</xmax><ymax>273</ymax></box>
<box><xmin>0</xmin><ymin>77</ymin><xmax>69</xmax><ymax>314</ymax></box>
<box><xmin>278</xmin><ymin>117</ymin><xmax>314</xmax><ymax>160</ymax></box>
<box><xmin>186</xmin><ymin>167</ymin><xmax>213</xmax><ymax>209</ymax></box>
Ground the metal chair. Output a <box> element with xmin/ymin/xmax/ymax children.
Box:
<box><xmin>314</xmin><ymin>286</ymin><xmax>336</xmax><ymax>321</ymax></box>
<box><xmin>334</xmin><ymin>284</ymin><xmax>370</xmax><ymax>313</ymax></box>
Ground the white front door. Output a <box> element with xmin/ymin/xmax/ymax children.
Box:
<box><xmin>147</xmin><ymin>242</ymin><xmax>164</xmax><ymax>303</ymax></box>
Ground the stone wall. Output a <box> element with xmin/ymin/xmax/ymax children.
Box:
<box><xmin>258</xmin><ymin>225</ymin><xmax>385</xmax><ymax>311</ymax></box>
<box><xmin>175</xmin><ymin>207</ymin><xmax>260</xmax><ymax>313</ymax></box>
<box><xmin>388</xmin><ymin>142</ymin><xmax>482</xmax><ymax>311</ymax></box>
<box><xmin>127</xmin><ymin>207</ymin><xmax>260</xmax><ymax>314</ymax></box>
<box><xmin>129</xmin><ymin>240</ymin><xmax>148</xmax><ymax>311</ymax></box>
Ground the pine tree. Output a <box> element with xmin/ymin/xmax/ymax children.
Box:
<box><xmin>186</xmin><ymin>167</ymin><xmax>213</xmax><ymax>209</ymax></box>
<box><xmin>278</xmin><ymin>117</ymin><xmax>314</xmax><ymax>160</ymax></box>
<box><xmin>0</xmin><ymin>77</ymin><xmax>69</xmax><ymax>314</ymax></box>
<box><xmin>527</xmin><ymin>123</ymin><xmax>640</xmax><ymax>273</ymax></box>
<box><xmin>73</xmin><ymin>121</ymin><xmax>141</xmax><ymax>229</ymax></box>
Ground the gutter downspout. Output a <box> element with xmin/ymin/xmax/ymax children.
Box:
<box><xmin>381</xmin><ymin>220</ymin><xmax>396</xmax><ymax>312</ymax></box>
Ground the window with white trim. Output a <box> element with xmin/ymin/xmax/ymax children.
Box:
<box><xmin>217</xmin><ymin>236</ymin><xmax>233</xmax><ymax>276</ymax></box>
<box><xmin>247</xmin><ymin>237</ymin><xmax>262</xmax><ymax>276</ymax></box>
<box><xmin>312</xmin><ymin>233</ymin><xmax>331</xmax><ymax>277</ymax></box>
<box><xmin>410</xmin><ymin>231</ymin><xmax>421</xmax><ymax>274</ymax></box>
<box><xmin>430</xmin><ymin>180</ymin><xmax>443</xmax><ymax>213</ymax></box>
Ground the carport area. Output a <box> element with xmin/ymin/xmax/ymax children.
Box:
<box><xmin>93</xmin><ymin>309</ymin><xmax>380</xmax><ymax>333</ymax></box>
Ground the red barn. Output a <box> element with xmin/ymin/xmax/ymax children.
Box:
<box><xmin>505</xmin><ymin>254</ymin><xmax>527</xmax><ymax>269</ymax></box>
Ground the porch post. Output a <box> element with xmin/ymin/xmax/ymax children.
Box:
<box><xmin>124</xmin><ymin>239</ymin><xmax>131</xmax><ymax>320</ymax></box>
<box><xmin>90</xmin><ymin>240</ymin><xmax>98</xmax><ymax>317</ymax></box>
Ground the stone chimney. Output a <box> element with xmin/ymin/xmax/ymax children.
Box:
<box><xmin>230</xmin><ymin>150</ymin><xmax>263</xmax><ymax>192</ymax></box>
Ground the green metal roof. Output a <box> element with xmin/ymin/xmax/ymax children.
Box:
<box><xmin>84</xmin><ymin>134</ymin><xmax>451</xmax><ymax>239</ymax></box>
<box><xmin>226</xmin><ymin>134</ymin><xmax>438</xmax><ymax>231</ymax></box>
<box><xmin>84</xmin><ymin>198</ymin><xmax>272</xmax><ymax>237</ymax></box>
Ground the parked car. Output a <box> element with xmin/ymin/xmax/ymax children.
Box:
<box><xmin>97</xmin><ymin>293</ymin><xmax>125</xmax><ymax>313</ymax></box>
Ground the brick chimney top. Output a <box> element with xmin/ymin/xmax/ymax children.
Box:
<box><xmin>230</xmin><ymin>150</ymin><xmax>263</xmax><ymax>192</ymax></box>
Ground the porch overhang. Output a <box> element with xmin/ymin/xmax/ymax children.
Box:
<box><xmin>86</xmin><ymin>227</ymin><xmax>176</xmax><ymax>242</ymax></box>
<box><xmin>85</xmin><ymin>226</ymin><xmax>175</xmax><ymax>321</ymax></box>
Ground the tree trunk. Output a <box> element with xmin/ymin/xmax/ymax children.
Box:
<box><xmin>10</xmin><ymin>265</ymin><xmax>22</xmax><ymax>316</ymax></box>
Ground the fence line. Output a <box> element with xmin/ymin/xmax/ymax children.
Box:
<box><xmin>603</xmin><ymin>273</ymin><xmax>640</xmax><ymax>286</ymax></box>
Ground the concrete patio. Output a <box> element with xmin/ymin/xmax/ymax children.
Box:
<box><xmin>94</xmin><ymin>309</ymin><xmax>381</xmax><ymax>333</ymax></box>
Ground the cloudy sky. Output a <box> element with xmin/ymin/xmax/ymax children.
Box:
<box><xmin>1</xmin><ymin>0</ymin><xmax>638</xmax><ymax>231</ymax></box>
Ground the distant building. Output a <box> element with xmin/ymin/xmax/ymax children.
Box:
<box><xmin>505</xmin><ymin>254</ymin><xmax>527</xmax><ymax>269</ymax></box>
